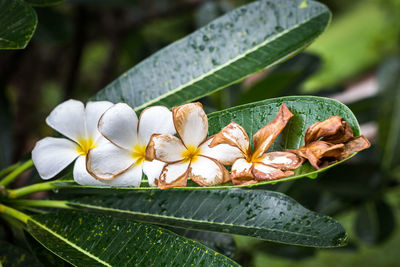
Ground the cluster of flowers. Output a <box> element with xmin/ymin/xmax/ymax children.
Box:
<box><xmin>32</xmin><ymin>100</ymin><xmax>370</xmax><ymax>189</ymax></box>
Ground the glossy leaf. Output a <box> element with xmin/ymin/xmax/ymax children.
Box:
<box><xmin>25</xmin><ymin>233</ymin><xmax>72</xmax><ymax>267</ymax></box>
<box><xmin>166</xmin><ymin>228</ymin><xmax>236</xmax><ymax>258</ymax></box>
<box><xmin>93</xmin><ymin>0</ymin><xmax>331</xmax><ymax>111</ymax></box>
<box><xmin>63</xmin><ymin>189</ymin><xmax>347</xmax><ymax>247</ymax></box>
<box><xmin>0</xmin><ymin>240</ymin><xmax>41</xmax><ymax>267</ymax></box>
<box><xmin>0</xmin><ymin>0</ymin><xmax>37</xmax><ymax>49</ymax></box>
<box><xmin>27</xmin><ymin>211</ymin><xmax>239</xmax><ymax>266</ymax></box>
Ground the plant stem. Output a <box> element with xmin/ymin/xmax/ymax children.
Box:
<box><xmin>6</xmin><ymin>180</ymin><xmax>60</xmax><ymax>199</ymax></box>
<box><xmin>0</xmin><ymin>162</ymin><xmax>21</xmax><ymax>179</ymax></box>
<box><xmin>0</xmin><ymin>204</ymin><xmax>30</xmax><ymax>224</ymax></box>
<box><xmin>0</xmin><ymin>160</ymin><xmax>34</xmax><ymax>187</ymax></box>
<box><xmin>10</xmin><ymin>200</ymin><xmax>71</xmax><ymax>209</ymax></box>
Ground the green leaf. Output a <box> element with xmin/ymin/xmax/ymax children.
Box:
<box><xmin>166</xmin><ymin>228</ymin><xmax>236</xmax><ymax>258</ymax></box>
<box><xmin>0</xmin><ymin>240</ymin><xmax>41</xmax><ymax>267</ymax></box>
<box><xmin>25</xmin><ymin>0</ymin><xmax>64</xmax><ymax>7</ymax></box>
<box><xmin>0</xmin><ymin>0</ymin><xmax>37</xmax><ymax>50</ymax></box>
<box><xmin>93</xmin><ymin>0</ymin><xmax>331</xmax><ymax>111</ymax></box>
<box><xmin>27</xmin><ymin>211</ymin><xmax>239</xmax><ymax>266</ymax></box>
<box><xmin>25</xmin><ymin>233</ymin><xmax>72</xmax><ymax>267</ymax></box>
<box><xmin>378</xmin><ymin>57</ymin><xmax>400</xmax><ymax>173</ymax></box>
<box><xmin>64</xmin><ymin>189</ymin><xmax>347</xmax><ymax>248</ymax></box>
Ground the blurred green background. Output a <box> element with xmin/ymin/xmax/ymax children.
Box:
<box><xmin>1</xmin><ymin>0</ymin><xmax>400</xmax><ymax>266</ymax></box>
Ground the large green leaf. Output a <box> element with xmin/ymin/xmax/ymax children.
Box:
<box><xmin>0</xmin><ymin>0</ymin><xmax>37</xmax><ymax>49</ymax></box>
<box><xmin>27</xmin><ymin>211</ymin><xmax>238</xmax><ymax>266</ymax></box>
<box><xmin>62</xmin><ymin>189</ymin><xmax>347</xmax><ymax>248</ymax></box>
<box><xmin>93</xmin><ymin>0</ymin><xmax>331</xmax><ymax>111</ymax></box>
<box><xmin>166</xmin><ymin>228</ymin><xmax>236</xmax><ymax>258</ymax></box>
<box><xmin>25</xmin><ymin>233</ymin><xmax>72</xmax><ymax>267</ymax></box>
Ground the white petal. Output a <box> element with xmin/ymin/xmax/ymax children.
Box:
<box><xmin>143</xmin><ymin>160</ymin><xmax>166</xmax><ymax>187</ymax></box>
<box><xmin>85</xmin><ymin>101</ymin><xmax>113</xmax><ymax>141</ymax></box>
<box><xmin>73</xmin><ymin>156</ymin><xmax>104</xmax><ymax>186</ymax></box>
<box><xmin>199</xmin><ymin>137</ymin><xmax>244</xmax><ymax>165</ymax></box>
<box><xmin>146</xmin><ymin>134</ymin><xmax>186</xmax><ymax>163</ymax></box>
<box><xmin>252</xmin><ymin>162</ymin><xmax>293</xmax><ymax>181</ymax></box>
<box><xmin>172</xmin><ymin>102</ymin><xmax>208</xmax><ymax>147</ymax></box>
<box><xmin>87</xmin><ymin>142</ymin><xmax>134</xmax><ymax>180</ymax></box>
<box><xmin>138</xmin><ymin>106</ymin><xmax>176</xmax><ymax>144</ymax></box>
<box><xmin>102</xmin><ymin>164</ymin><xmax>143</xmax><ymax>187</ymax></box>
<box><xmin>46</xmin><ymin>99</ymin><xmax>86</xmax><ymax>142</ymax></box>
<box><xmin>231</xmin><ymin>158</ymin><xmax>253</xmax><ymax>180</ymax></box>
<box><xmin>32</xmin><ymin>137</ymin><xmax>79</xmax><ymax>180</ymax></box>
<box><xmin>158</xmin><ymin>161</ymin><xmax>189</xmax><ymax>189</ymax></box>
<box><xmin>98</xmin><ymin>103</ymin><xmax>138</xmax><ymax>150</ymax></box>
<box><xmin>259</xmin><ymin>152</ymin><xmax>302</xmax><ymax>170</ymax></box>
<box><xmin>209</xmin><ymin>122</ymin><xmax>251</xmax><ymax>156</ymax></box>
<box><xmin>190</xmin><ymin>156</ymin><xmax>229</xmax><ymax>186</ymax></box>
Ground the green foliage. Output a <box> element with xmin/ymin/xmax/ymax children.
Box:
<box><xmin>27</xmin><ymin>211</ymin><xmax>239</xmax><ymax>266</ymax></box>
<box><xmin>63</xmin><ymin>188</ymin><xmax>347</xmax><ymax>247</ymax></box>
<box><xmin>93</xmin><ymin>0</ymin><xmax>331</xmax><ymax>112</ymax></box>
<box><xmin>0</xmin><ymin>0</ymin><xmax>37</xmax><ymax>49</ymax></box>
<box><xmin>2</xmin><ymin>0</ymin><xmax>385</xmax><ymax>265</ymax></box>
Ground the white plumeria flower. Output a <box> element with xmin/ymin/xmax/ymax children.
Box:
<box><xmin>86</xmin><ymin>103</ymin><xmax>176</xmax><ymax>187</ymax></box>
<box><xmin>32</xmin><ymin>99</ymin><xmax>114</xmax><ymax>185</ymax></box>
<box><xmin>146</xmin><ymin>102</ymin><xmax>242</xmax><ymax>189</ymax></box>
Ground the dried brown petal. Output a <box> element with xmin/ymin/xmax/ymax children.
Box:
<box><xmin>304</xmin><ymin>116</ymin><xmax>354</xmax><ymax>145</ymax></box>
<box><xmin>290</xmin><ymin>141</ymin><xmax>345</xmax><ymax>170</ymax></box>
<box><xmin>252</xmin><ymin>104</ymin><xmax>294</xmax><ymax>159</ymax></box>
<box><xmin>341</xmin><ymin>135</ymin><xmax>371</xmax><ymax>159</ymax></box>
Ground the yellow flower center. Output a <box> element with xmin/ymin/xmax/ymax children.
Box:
<box><xmin>132</xmin><ymin>144</ymin><xmax>147</xmax><ymax>165</ymax></box>
<box><xmin>76</xmin><ymin>138</ymin><xmax>96</xmax><ymax>156</ymax></box>
<box><xmin>182</xmin><ymin>145</ymin><xmax>201</xmax><ymax>163</ymax></box>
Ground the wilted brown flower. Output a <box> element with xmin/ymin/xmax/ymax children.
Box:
<box><xmin>289</xmin><ymin>116</ymin><xmax>370</xmax><ymax>169</ymax></box>
<box><xmin>209</xmin><ymin>104</ymin><xmax>303</xmax><ymax>185</ymax></box>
